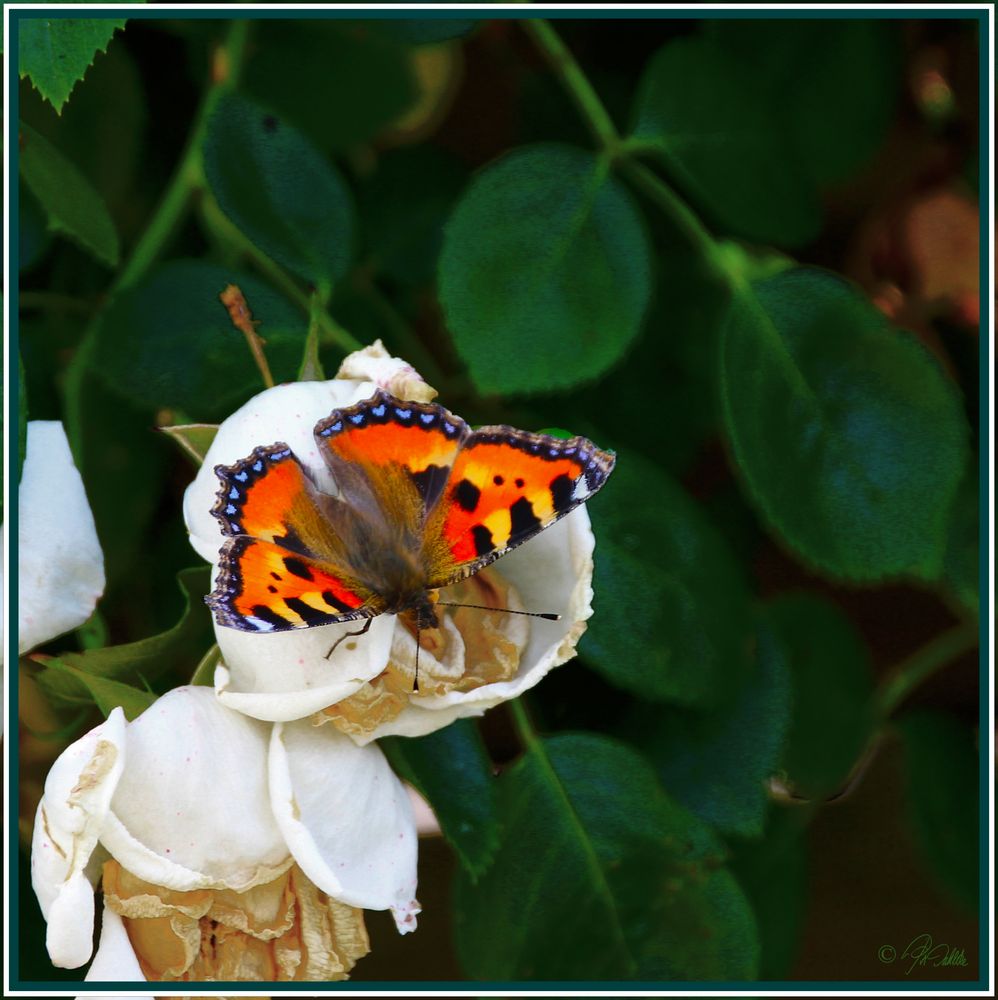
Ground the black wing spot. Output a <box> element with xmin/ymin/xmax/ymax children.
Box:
<box><xmin>550</xmin><ymin>473</ymin><xmax>575</xmax><ymax>513</ymax></box>
<box><xmin>251</xmin><ymin>605</ymin><xmax>289</xmax><ymax>629</ymax></box>
<box><xmin>285</xmin><ymin>597</ymin><xmax>332</xmax><ymax>627</ymax></box>
<box><xmin>322</xmin><ymin>589</ymin><xmax>354</xmax><ymax>614</ymax></box>
<box><xmin>272</xmin><ymin>525</ymin><xmax>311</xmax><ymax>556</ymax></box>
<box><xmin>411</xmin><ymin>463</ymin><xmax>450</xmax><ymax>504</ymax></box>
<box><xmin>283</xmin><ymin>556</ymin><xmax>314</xmax><ymax>581</ymax></box>
<box><xmin>493</xmin><ymin>474</ymin><xmax>504</xmax><ymax>486</ymax></box>
<box><xmin>270</xmin><ymin>572</ymin><xmax>282</xmax><ymax>581</ymax></box>
<box><xmin>454</xmin><ymin>479</ymin><xmax>481</xmax><ymax>513</ymax></box>
<box><xmin>509</xmin><ymin>496</ymin><xmax>542</xmax><ymax>538</ymax></box>
<box><xmin>267</xmin><ymin>585</ymin><xmax>278</xmax><ymax>594</ymax></box>
<box><xmin>471</xmin><ymin>523</ymin><xmax>494</xmax><ymax>557</ymax></box>
<box><xmin>515</xmin><ymin>477</ymin><xmax>525</xmax><ymax>489</ymax></box>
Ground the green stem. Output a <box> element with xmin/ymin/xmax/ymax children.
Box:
<box><xmin>876</xmin><ymin>621</ymin><xmax>979</xmax><ymax>720</ymax></box>
<box><xmin>113</xmin><ymin>21</ymin><xmax>250</xmax><ymax>296</ymax></box>
<box><xmin>63</xmin><ymin>23</ymin><xmax>251</xmax><ymax>459</ymax></box>
<box><xmin>522</xmin><ymin>19</ymin><xmax>731</xmax><ymax>287</ymax></box>
<box><xmin>509</xmin><ymin>697</ymin><xmax>541</xmax><ymax>754</ymax></box>
<box><xmin>618</xmin><ymin>159</ymin><xmax>729</xmax><ymax>283</ymax></box>
<box><xmin>521</xmin><ymin>19</ymin><xmax>621</xmax><ymax>151</ymax></box>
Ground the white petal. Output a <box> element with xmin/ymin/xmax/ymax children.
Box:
<box><xmin>31</xmin><ymin>709</ymin><xmax>126</xmax><ymax>916</ymax></box>
<box><xmin>183</xmin><ymin>379</ymin><xmax>377</xmax><ymax>559</ymax></box>
<box><xmin>269</xmin><ymin>720</ymin><xmax>419</xmax><ymax>931</ymax></box>
<box><xmin>213</xmin><ymin>612</ymin><xmax>396</xmax><ymax>722</ymax></box>
<box><xmin>46</xmin><ymin>871</ymin><xmax>95</xmax><ymax>968</ymax></box>
<box><xmin>352</xmin><ymin>510</ymin><xmax>596</xmax><ymax>743</ymax></box>
<box><xmin>335</xmin><ymin>339</ymin><xmax>436</xmax><ymax>403</ymax></box>
<box><xmin>102</xmin><ymin>687</ymin><xmax>289</xmax><ymax>891</ymax></box>
<box><xmin>18</xmin><ymin>421</ymin><xmax>105</xmax><ymax>653</ymax></box>
<box><xmin>83</xmin><ymin>901</ymin><xmax>149</xmax><ymax>990</ymax></box>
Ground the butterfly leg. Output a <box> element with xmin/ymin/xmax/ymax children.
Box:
<box><xmin>325</xmin><ymin>617</ymin><xmax>373</xmax><ymax>659</ymax></box>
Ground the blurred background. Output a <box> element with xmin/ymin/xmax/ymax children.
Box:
<box><xmin>15</xmin><ymin>13</ymin><xmax>982</xmax><ymax>985</ymax></box>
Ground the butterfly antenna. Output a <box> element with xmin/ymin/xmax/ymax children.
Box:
<box><xmin>413</xmin><ymin>623</ymin><xmax>421</xmax><ymax>694</ymax></box>
<box><xmin>437</xmin><ymin>602</ymin><xmax>561</xmax><ymax>621</ymax></box>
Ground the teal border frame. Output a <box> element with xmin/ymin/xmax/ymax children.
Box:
<box><xmin>6</xmin><ymin>4</ymin><xmax>992</xmax><ymax>994</ymax></box>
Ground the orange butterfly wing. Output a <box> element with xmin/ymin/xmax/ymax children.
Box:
<box><xmin>314</xmin><ymin>390</ymin><xmax>469</xmax><ymax>519</ymax></box>
<box><xmin>207</xmin><ymin>443</ymin><xmax>382</xmax><ymax>632</ymax></box>
<box><xmin>423</xmin><ymin>427</ymin><xmax>616</xmax><ymax>588</ymax></box>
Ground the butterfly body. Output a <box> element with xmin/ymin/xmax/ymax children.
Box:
<box><xmin>207</xmin><ymin>390</ymin><xmax>615</xmax><ymax>634</ymax></box>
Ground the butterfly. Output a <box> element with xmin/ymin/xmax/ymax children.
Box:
<box><xmin>206</xmin><ymin>389</ymin><xmax>615</xmax><ymax>646</ymax></box>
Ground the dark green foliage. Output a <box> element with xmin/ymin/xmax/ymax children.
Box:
<box><xmin>454</xmin><ymin>734</ymin><xmax>759</xmax><ymax>980</ymax></box>
<box><xmin>203</xmin><ymin>93</ymin><xmax>356</xmax><ymax>290</ymax></box>
<box><xmin>19</xmin><ymin>122</ymin><xmax>119</xmax><ymax>267</ymax></box>
<box><xmin>33</xmin><ymin>567</ymin><xmax>213</xmax><ymax>713</ymax></box>
<box><xmin>631</xmin><ymin>609</ymin><xmax>793</xmax><ymax>838</ymax></box>
<box><xmin>240</xmin><ymin>21</ymin><xmax>419</xmax><ymax>154</ymax></box>
<box><xmin>632</xmin><ymin>35</ymin><xmax>820</xmax><ymax>247</ymax></box>
<box><xmin>721</xmin><ymin>269</ymin><xmax>969</xmax><ymax>580</ymax></box>
<box><xmin>763</xmin><ymin>594</ymin><xmax>876</xmax><ymax>800</ymax></box>
<box><xmin>897</xmin><ymin>710</ymin><xmax>980</xmax><ymax>912</ymax></box>
<box><xmin>439</xmin><ymin>144</ymin><xmax>652</xmax><ymax>395</ymax></box>
<box><xmin>581</xmin><ymin>446</ymin><xmax>752</xmax><ymax>707</ymax></box>
<box><xmin>90</xmin><ymin>260</ymin><xmax>306</xmax><ymax>420</ymax></box>
<box><xmin>382</xmin><ymin>720</ymin><xmax>501</xmax><ymax>879</ymax></box>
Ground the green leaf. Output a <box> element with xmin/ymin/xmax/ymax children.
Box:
<box><xmin>721</xmin><ymin>268</ymin><xmax>969</xmax><ymax>580</ymax></box>
<box><xmin>581</xmin><ymin>446</ymin><xmax>752</xmax><ymax>707</ymax></box>
<box><xmin>439</xmin><ymin>144</ymin><xmax>652</xmax><ymax>395</ymax></box>
<box><xmin>20</xmin><ymin>36</ymin><xmax>147</xmax><ymax>233</ymax></box>
<box><xmin>38</xmin><ymin>660</ymin><xmax>156</xmax><ymax>721</ymax></box>
<box><xmin>454</xmin><ymin>733</ymin><xmax>758</xmax><ymax>979</ymax></box>
<box><xmin>18</xmin><ymin>16</ymin><xmax>126</xmax><ymax>113</ymax></box>
<box><xmin>159</xmin><ymin>423</ymin><xmax>219</xmax><ymax>467</ymax></box>
<box><xmin>19</xmin><ymin>122</ymin><xmax>119</xmax><ymax>266</ymax></box>
<box><xmin>202</xmin><ymin>93</ymin><xmax>356</xmax><ymax>289</ymax></box>
<box><xmin>382</xmin><ymin>720</ymin><xmax>500</xmax><ymax>879</ymax></box>
<box><xmin>191</xmin><ymin>644</ymin><xmax>221</xmax><ymax>686</ymax></box>
<box><xmin>241</xmin><ymin>22</ymin><xmax>419</xmax><ymax>155</ymax></box>
<box><xmin>763</xmin><ymin>594</ymin><xmax>875</xmax><ymax>800</ymax></box>
<box><xmin>896</xmin><ymin>710</ymin><xmax>979</xmax><ymax>912</ymax></box>
<box><xmin>89</xmin><ymin>260</ymin><xmax>306</xmax><ymax>421</ymax></box>
<box><xmin>551</xmin><ymin>223</ymin><xmax>732</xmax><ymax>478</ymax></box>
<box><xmin>941</xmin><ymin>466</ymin><xmax>979</xmax><ymax>616</ymax></box>
<box><xmin>729</xmin><ymin>807</ymin><xmax>809</xmax><ymax>978</ymax></box>
<box><xmin>630</xmin><ymin>608</ymin><xmax>793</xmax><ymax>837</ymax></box>
<box><xmin>706</xmin><ymin>20</ymin><xmax>899</xmax><ymax>185</ymax></box>
<box><xmin>631</xmin><ymin>36</ymin><xmax>820</xmax><ymax>247</ymax></box>
<box><xmin>34</xmin><ymin>567</ymin><xmax>213</xmax><ymax>708</ymax></box>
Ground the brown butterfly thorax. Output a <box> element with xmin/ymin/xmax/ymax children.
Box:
<box><xmin>206</xmin><ymin>389</ymin><xmax>615</xmax><ymax>636</ymax></box>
